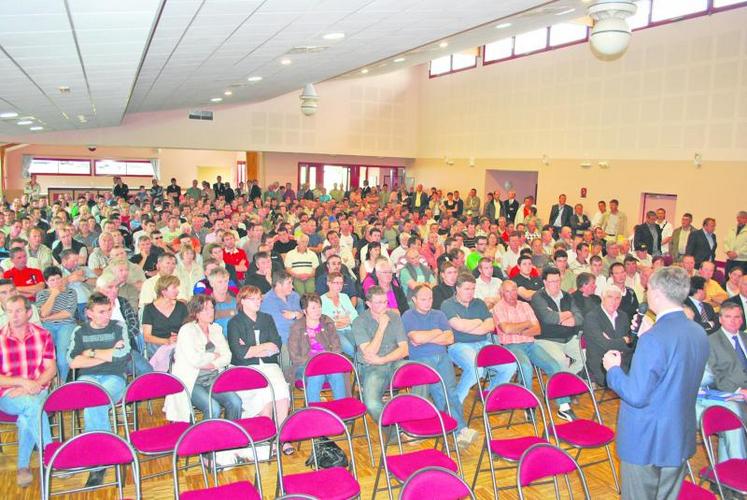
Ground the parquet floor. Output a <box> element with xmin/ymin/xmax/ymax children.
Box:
<box><xmin>0</xmin><ymin>383</ymin><xmax>714</xmax><ymax>500</ymax></box>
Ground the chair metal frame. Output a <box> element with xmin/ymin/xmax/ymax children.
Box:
<box><xmin>516</xmin><ymin>443</ymin><xmax>592</xmax><ymax>500</ymax></box>
<box><xmin>466</xmin><ymin>343</ymin><xmax>525</xmax><ymax>427</ymax></box>
<box><xmin>400</xmin><ymin>466</ymin><xmax>476</xmax><ymax>500</ymax></box>
<box><xmin>0</xmin><ymin>410</ymin><xmax>18</xmax><ymax>454</ymax></box>
<box><xmin>699</xmin><ymin>404</ymin><xmax>747</xmax><ymax>498</ymax></box>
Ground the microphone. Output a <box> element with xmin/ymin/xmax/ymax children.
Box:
<box><xmin>630</xmin><ymin>303</ymin><xmax>649</xmax><ymax>337</ymax></box>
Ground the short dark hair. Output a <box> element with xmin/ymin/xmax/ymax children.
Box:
<box><xmin>300</xmin><ymin>293</ymin><xmax>321</xmax><ymax>310</ymax></box>
<box><xmin>689</xmin><ymin>276</ymin><xmax>706</xmax><ymax>295</ymax></box>
<box><xmin>517</xmin><ymin>254</ymin><xmax>533</xmax><ymax>266</ymax></box>
<box><xmin>610</xmin><ymin>262</ymin><xmax>625</xmax><ymax>273</ymax></box>
<box><xmin>86</xmin><ymin>292</ymin><xmax>111</xmax><ymax>310</ymax></box>
<box><xmin>576</xmin><ymin>272</ymin><xmax>595</xmax><ymax>289</ymax></box>
<box><xmin>553</xmin><ymin>250</ymin><xmax>568</xmax><ymax>261</ymax></box>
<box><xmin>542</xmin><ymin>267</ymin><xmax>561</xmax><ymax>280</ymax></box>
<box><xmin>455</xmin><ymin>272</ymin><xmax>476</xmax><ymax>288</ymax></box>
<box><xmin>623</xmin><ymin>255</ymin><xmax>638</xmax><ymax>265</ymax></box>
<box><xmin>42</xmin><ymin>265</ymin><xmax>63</xmax><ymax>281</ymax></box>
<box><xmin>272</xmin><ymin>270</ymin><xmax>292</xmax><ymax>287</ymax></box>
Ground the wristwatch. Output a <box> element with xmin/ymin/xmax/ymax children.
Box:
<box><xmin>88</xmin><ymin>349</ymin><xmax>96</xmax><ymax>359</ymax></box>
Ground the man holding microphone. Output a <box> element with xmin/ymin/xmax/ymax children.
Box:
<box><xmin>603</xmin><ymin>266</ymin><xmax>709</xmax><ymax>500</ymax></box>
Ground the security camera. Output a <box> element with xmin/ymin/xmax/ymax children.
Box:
<box><xmin>87</xmin><ymin>145</ymin><xmax>97</xmax><ymax>152</ymax></box>
<box><xmin>588</xmin><ymin>1</ymin><xmax>637</xmax><ymax>61</ymax></box>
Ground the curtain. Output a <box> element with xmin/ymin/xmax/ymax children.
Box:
<box><xmin>21</xmin><ymin>155</ymin><xmax>33</xmax><ymax>179</ymax></box>
<box><xmin>149</xmin><ymin>158</ymin><xmax>160</xmax><ymax>180</ymax></box>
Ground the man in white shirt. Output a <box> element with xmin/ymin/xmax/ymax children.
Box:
<box><xmin>656</xmin><ymin>208</ymin><xmax>674</xmax><ymax>255</ymax></box>
<box><xmin>591</xmin><ymin>200</ymin><xmax>608</xmax><ymax>229</ymax></box>
<box><xmin>389</xmin><ymin>233</ymin><xmax>410</xmax><ymax>270</ymax></box>
<box><xmin>502</xmin><ymin>232</ymin><xmax>523</xmax><ymax>271</ymax></box>
<box><xmin>474</xmin><ymin>257</ymin><xmax>502</xmax><ymax>309</ymax></box>
<box><xmin>589</xmin><ymin>255</ymin><xmax>608</xmax><ymax>296</ymax></box>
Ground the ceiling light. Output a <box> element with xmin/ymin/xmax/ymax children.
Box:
<box><xmin>393</xmin><ymin>57</ymin><xmax>405</xmax><ymax>63</ymax></box>
<box><xmin>210</xmin><ymin>97</ymin><xmax>223</xmax><ymax>102</ymax></box>
<box><xmin>58</xmin><ymin>86</ymin><xmax>71</xmax><ymax>94</ymax></box>
<box><xmin>439</xmin><ymin>41</ymin><xmax>449</xmax><ymax>48</ymax></box>
<box><xmin>360</xmin><ymin>68</ymin><xmax>369</xmax><ymax>74</ymax></box>
<box><xmin>0</xmin><ymin>112</ymin><xmax>19</xmax><ymax>119</ymax></box>
<box><xmin>322</xmin><ymin>32</ymin><xmax>345</xmax><ymax>40</ymax></box>
<box><xmin>17</xmin><ymin>120</ymin><xmax>32</xmax><ymax>125</ymax></box>
<box><xmin>280</xmin><ymin>58</ymin><xmax>292</xmax><ymax>65</ymax></box>
<box><xmin>496</xmin><ymin>22</ymin><xmax>512</xmax><ymax>29</ymax></box>
<box><xmin>30</xmin><ymin>126</ymin><xmax>44</xmax><ymax>131</ymax></box>
<box><xmin>556</xmin><ymin>8</ymin><xmax>576</xmax><ymax>15</ymax></box>
<box><xmin>247</xmin><ymin>76</ymin><xmax>262</xmax><ymax>82</ymax></box>
<box><xmin>224</xmin><ymin>90</ymin><xmax>233</xmax><ymax>96</ymax></box>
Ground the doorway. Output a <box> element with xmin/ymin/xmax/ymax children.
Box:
<box><xmin>484</xmin><ymin>169</ymin><xmax>538</xmax><ymax>202</ymax></box>
<box><xmin>640</xmin><ymin>193</ymin><xmax>677</xmax><ymax>224</ymax></box>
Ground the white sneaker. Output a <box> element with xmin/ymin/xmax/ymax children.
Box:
<box><xmin>456</xmin><ymin>427</ymin><xmax>478</xmax><ymax>448</ymax></box>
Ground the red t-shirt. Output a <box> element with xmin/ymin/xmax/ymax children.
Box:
<box><xmin>222</xmin><ymin>248</ymin><xmax>248</xmax><ymax>281</ymax></box>
<box><xmin>4</xmin><ymin>266</ymin><xmax>44</xmax><ymax>288</ymax></box>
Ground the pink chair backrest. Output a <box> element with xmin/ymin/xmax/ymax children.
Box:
<box><xmin>401</xmin><ymin>466</ymin><xmax>472</xmax><ymax>500</ymax></box>
<box><xmin>391</xmin><ymin>362</ymin><xmax>440</xmax><ymax>390</ymax></box>
<box><xmin>546</xmin><ymin>372</ymin><xmax>589</xmax><ymax>400</ymax></box>
<box><xmin>280</xmin><ymin>407</ymin><xmax>346</xmax><ymax>443</ymax></box>
<box><xmin>579</xmin><ymin>335</ymin><xmax>587</xmax><ymax>349</ymax></box>
<box><xmin>519</xmin><ymin>444</ymin><xmax>578</xmax><ymax>486</ymax></box>
<box><xmin>305</xmin><ymin>352</ymin><xmax>353</xmax><ymax>377</ymax></box>
<box><xmin>0</xmin><ymin>410</ymin><xmax>18</xmax><ymax>422</ymax></box>
<box><xmin>485</xmin><ymin>384</ymin><xmax>539</xmax><ymax>413</ymax></box>
<box><xmin>125</xmin><ymin>372</ymin><xmax>185</xmax><ymax>403</ymax></box>
<box><xmin>212</xmin><ymin>366</ymin><xmax>269</xmax><ymax>393</ymax></box>
<box><xmin>44</xmin><ymin>381</ymin><xmax>112</xmax><ymax>413</ymax></box>
<box><xmin>50</xmin><ymin>432</ymin><xmax>135</xmax><ymax>469</ymax></box>
<box><xmin>176</xmin><ymin>419</ymin><xmax>250</xmax><ymax>457</ymax></box>
<box><xmin>702</xmin><ymin>405</ymin><xmax>744</xmax><ymax>437</ymax></box>
<box><xmin>381</xmin><ymin>394</ymin><xmax>439</xmax><ymax>427</ymax></box>
<box><xmin>476</xmin><ymin>344</ymin><xmax>516</xmax><ymax>368</ymax></box>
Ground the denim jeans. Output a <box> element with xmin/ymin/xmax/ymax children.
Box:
<box><xmin>191</xmin><ymin>382</ymin><xmax>242</xmax><ymax>419</ymax></box>
<box><xmin>360</xmin><ymin>360</ymin><xmax>407</xmax><ymax>421</ymax></box>
<box><xmin>129</xmin><ymin>350</ymin><xmax>154</xmax><ymax>376</ymax></box>
<box><xmin>534</xmin><ymin>336</ymin><xmax>584</xmax><ymax>375</ymax></box>
<box><xmin>43</xmin><ymin>321</ymin><xmax>77</xmax><ymax>384</ymax></box>
<box><xmin>337</xmin><ymin>329</ymin><xmax>356</xmax><ymax>358</ymax></box>
<box><xmin>77</xmin><ymin>374</ymin><xmax>126</xmax><ymax>432</ymax></box>
<box><xmin>505</xmin><ymin>342</ymin><xmax>570</xmax><ymax>405</ymax></box>
<box><xmin>448</xmin><ymin>339</ymin><xmax>517</xmax><ymax>404</ymax></box>
<box><xmin>0</xmin><ymin>391</ymin><xmax>52</xmax><ymax>468</ymax></box>
<box><xmin>295</xmin><ymin>366</ymin><xmax>347</xmax><ymax>403</ymax></box>
<box><xmin>416</xmin><ymin>352</ymin><xmax>467</xmax><ymax>431</ymax></box>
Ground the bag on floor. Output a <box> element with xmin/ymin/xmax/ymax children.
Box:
<box><xmin>304</xmin><ymin>436</ymin><xmax>348</xmax><ymax>469</ymax></box>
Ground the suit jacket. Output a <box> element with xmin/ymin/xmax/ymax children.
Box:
<box><xmin>583</xmin><ymin>306</ymin><xmax>633</xmax><ymax>386</ymax></box>
<box><xmin>409</xmin><ymin>191</ymin><xmax>429</xmax><ymax>215</ymax></box>
<box><xmin>723</xmin><ymin>295</ymin><xmax>746</xmax><ymax>330</ymax></box>
<box><xmin>607</xmin><ymin>310</ymin><xmax>709</xmax><ymax>466</ymax></box>
<box><xmin>684</xmin><ymin>297</ymin><xmax>719</xmax><ymax>334</ymax></box>
<box><xmin>484</xmin><ymin>199</ymin><xmax>503</xmax><ymax>223</ymax></box>
<box><xmin>530</xmin><ymin>289</ymin><xmax>583</xmax><ymax>342</ymax></box>
<box><xmin>707</xmin><ymin>328</ymin><xmax>747</xmax><ymax>392</ymax></box>
<box><xmin>503</xmin><ymin>199</ymin><xmax>519</xmax><ymax>223</ymax></box>
<box><xmin>686</xmin><ymin>229</ymin><xmax>717</xmax><ymax>267</ymax></box>
<box><xmin>634</xmin><ymin>223</ymin><xmax>663</xmax><ymax>255</ymax></box>
<box><xmin>570</xmin><ymin>214</ymin><xmax>591</xmax><ymax>236</ymax></box>
<box><xmin>549</xmin><ymin>204</ymin><xmax>572</xmax><ymax>229</ymax></box>
<box><xmin>669</xmin><ymin>227</ymin><xmax>691</xmax><ymax>262</ymax></box>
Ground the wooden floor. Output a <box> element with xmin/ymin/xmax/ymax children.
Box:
<box><xmin>0</xmin><ymin>383</ymin><xmax>714</xmax><ymax>500</ymax></box>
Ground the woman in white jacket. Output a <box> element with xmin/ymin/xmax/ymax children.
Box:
<box><xmin>164</xmin><ymin>294</ymin><xmax>241</xmax><ymax>422</ymax></box>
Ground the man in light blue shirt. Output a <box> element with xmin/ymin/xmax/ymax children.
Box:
<box><xmin>260</xmin><ymin>270</ymin><xmax>302</xmax><ymax>373</ymax></box>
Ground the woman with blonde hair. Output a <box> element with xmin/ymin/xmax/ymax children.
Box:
<box><xmin>142</xmin><ymin>274</ymin><xmax>188</xmax><ymax>358</ymax></box>
<box><xmin>175</xmin><ymin>244</ymin><xmax>203</xmax><ymax>300</ymax></box>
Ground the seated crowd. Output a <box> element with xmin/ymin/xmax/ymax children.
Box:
<box><xmin>0</xmin><ymin>176</ymin><xmax>745</xmax><ymax>491</ymax></box>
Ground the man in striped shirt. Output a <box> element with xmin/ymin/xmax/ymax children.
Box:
<box><xmin>0</xmin><ymin>295</ymin><xmax>55</xmax><ymax>487</ymax></box>
<box><xmin>36</xmin><ymin>266</ymin><xmax>78</xmax><ymax>384</ymax></box>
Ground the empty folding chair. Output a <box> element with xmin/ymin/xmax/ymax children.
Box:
<box><xmin>466</xmin><ymin>344</ymin><xmax>523</xmax><ymax>426</ymax></box>
<box><xmin>400</xmin><ymin>466</ymin><xmax>475</xmax><ymax>500</ymax></box>
<box><xmin>389</xmin><ymin>361</ymin><xmax>463</xmax><ymax>475</ymax></box>
<box><xmin>276</xmin><ymin>406</ymin><xmax>360</xmax><ymax>500</ymax></box>
<box><xmin>44</xmin><ymin>431</ymin><xmax>141</xmax><ymax>500</ymax></box>
<box><xmin>544</xmin><ymin>372</ymin><xmax>620</xmax><ymax>493</ymax></box>
<box><xmin>699</xmin><ymin>405</ymin><xmax>747</xmax><ymax>498</ymax></box>
<box><xmin>472</xmin><ymin>383</ymin><xmax>550</xmax><ymax>499</ymax></box>
<box><xmin>172</xmin><ymin>419</ymin><xmax>262</xmax><ymax>499</ymax></box>
<box><xmin>122</xmin><ymin>372</ymin><xmax>193</xmax><ymax>480</ymax></box>
<box><xmin>276</xmin><ymin>495</ymin><xmax>319</xmax><ymax>500</ymax></box>
<box><xmin>517</xmin><ymin>443</ymin><xmax>591</xmax><ymax>500</ymax></box>
<box><xmin>678</xmin><ymin>460</ymin><xmax>716</xmax><ymax>500</ymax></box>
<box><xmin>373</xmin><ymin>394</ymin><xmax>459</xmax><ymax>500</ymax></box>
<box><xmin>303</xmin><ymin>352</ymin><xmax>374</xmax><ymax>466</ymax></box>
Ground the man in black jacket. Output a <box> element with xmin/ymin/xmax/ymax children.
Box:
<box><xmin>684</xmin><ymin>276</ymin><xmax>719</xmax><ymax>334</ymax></box>
<box><xmin>583</xmin><ymin>286</ymin><xmax>633</xmax><ymax>387</ymax></box>
<box><xmin>686</xmin><ymin>217</ymin><xmax>718</xmax><ymax>268</ymax></box>
<box><xmin>634</xmin><ymin>210</ymin><xmax>663</xmax><ymax>256</ymax></box>
<box><xmin>609</xmin><ymin>262</ymin><xmax>640</xmax><ymax>319</ymax></box>
<box><xmin>549</xmin><ymin>194</ymin><xmax>572</xmax><ymax>235</ymax></box>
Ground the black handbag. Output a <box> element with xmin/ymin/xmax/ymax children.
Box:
<box><xmin>304</xmin><ymin>437</ymin><xmax>349</xmax><ymax>469</ymax></box>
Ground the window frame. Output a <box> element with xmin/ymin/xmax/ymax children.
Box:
<box><xmin>93</xmin><ymin>159</ymin><xmax>155</xmax><ymax>177</ymax></box>
<box><xmin>28</xmin><ymin>157</ymin><xmax>93</xmax><ymax>177</ymax></box>
<box><xmin>428</xmin><ymin>50</ymin><xmax>479</xmax><ymax>79</ymax></box>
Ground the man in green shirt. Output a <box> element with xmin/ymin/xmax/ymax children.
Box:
<box><xmin>185</xmin><ymin>179</ymin><xmax>202</xmax><ymax>201</ymax></box>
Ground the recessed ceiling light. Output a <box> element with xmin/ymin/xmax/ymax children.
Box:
<box><xmin>496</xmin><ymin>22</ymin><xmax>512</xmax><ymax>29</ymax></box>
<box><xmin>393</xmin><ymin>57</ymin><xmax>405</xmax><ymax>63</ymax></box>
<box><xmin>224</xmin><ymin>90</ymin><xmax>233</xmax><ymax>96</ymax></box>
<box><xmin>58</xmin><ymin>86</ymin><xmax>71</xmax><ymax>94</ymax></box>
<box><xmin>0</xmin><ymin>112</ymin><xmax>19</xmax><ymax>119</ymax></box>
<box><xmin>280</xmin><ymin>58</ymin><xmax>292</xmax><ymax>65</ymax></box>
<box><xmin>439</xmin><ymin>41</ymin><xmax>449</xmax><ymax>48</ymax></box>
<box><xmin>556</xmin><ymin>8</ymin><xmax>576</xmax><ymax>15</ymax></box>
<box><xmin>247</xmin><ymin>76</ymin><xmax>262</xmax><ymax>82</ymax></box>
<box><xmin>322</xmin><ymin>32</ymin><xmax>345</xmax><ymax>40</ymax></box>
<box><xmin>30</xmin><ymin>126</ymin><xmax>44</xmax><ymax>131</ymax></box>
<box><xmin>210</xmin><ymin>97</ymin><xmax>223</xmax><ymax>102</ymax></box>
<box><xmin>360</xmin><ymin>68</ymin><xmax>369</xmax><ymax>74</ymax></box>
<box><xmin>17</xmin><ymin>120</ymin><xmax>32</xmax><ymax>125</ymax></box>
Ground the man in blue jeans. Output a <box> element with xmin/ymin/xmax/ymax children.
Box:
<box><xmin>68</xmin><ymin>292</ymin><xmax>131</xmax><ymax>487</ymax></box>
<box><xmin>402</xmin><ymin>285</ymin><xmax>478</xmax><ymax>448</ymax></box>
<box><xmin>36</xmin><ymin>265</ymin><xmax>79</xmax><ymax>384</ymax></box>
<box><xmin>441</xmin><ymin>273</ymin><xmax>516</xmax><ymax>404</ymax></box>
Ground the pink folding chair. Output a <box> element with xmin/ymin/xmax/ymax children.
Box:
<box><xmin>0</xmin><ymin>409</ymin><xmax>18</xmax><ymax>453</ymax></box>
<box><xmin>699</xmin><ymin>405</ymin><xmax>747</xmax><ymax>497</ymax></box>
<box><xmin>544</xmin><ymin>372</ymin><xmax>620</xmax><ymax>493</ymax></box>
<box><xmin>172</xmin><ymin>419</ymin><xmax>262</xmax><ymax>499</ymax></box>
<box><xmin>208</xmin><ymin>366</ymin><xmax>277</xmax><ymax>454</ymax></box>
<box><xmin>678</xmin><ymin>460</ymin><xmax>716</xmax><ymax>500</ymax></box>
<box><xmin>517</xmin><ymin>443</ymin><xmax>591</xmax><ymax>499</ymax></box>
<box><xmin>122</xmin><ymin>372</ymin><xmax>193</xmax><ymax>480</ymax></box>
<box><xmin>389</xmin><ymin>361</ymin><xmax>463</xmax><ymax>475</ymax></box>
<box><xmin>303</xmin><ymin>352</ymin><xmax>374</xmax><ymax>466</ymax></box>
<box><xmin>373</xmin><ymin>394</ymin><xmax>459</xmax><ymax>500</ymax></box>
<box><xmin>400</xmin><ymin>466</ymin><xmax>475</xmax><ymax>500</ymax></box>
<box><xmin>466</xmin><ymin>344</ymin><xmax>524</xmax><ymax>426</ymax></box>
<box><xmin>45</xmin><ymin>431</ymin><xmax>141</xmax><ymax>500</ymax></box>
<box><xmin>276</xmin><ymin>406</ymin><xmax>360</xmax><ymax>500</ymax></box>
<box><xmin>39</xmin><ymin>380</ymin><xmax>116</xmax><ymax>499</ymax></box>
<box><xmin>472</xmin><ymin>383</ymin><xmax>550</xmax><ymax>499</ymax></box>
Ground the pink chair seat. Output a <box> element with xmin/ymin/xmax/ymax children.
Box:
<box><xmin>282</xmin><ymin>466</ymin><xmax>361</xmax><ymax>500</ymax></box>
<box><xmin>181</xmin><ymin>481</ymin><xmax>261</xmax><ymax>500</ymax></box>
<box><xmin>0</xmin><ymin>411</ymin><xmax>17</xmax><ymax>423</ymax></box>
<box><xmin>294</xmin><ymin>379</ymin><xmax>332</xmax><ymax>390</ymax></box>
<box><xmin>699</xmin><ymin>459</ymin><xmax>747</xmax><ymax>492</ymax></box>
<box><xmin>553</xmin><ymin>419</ymin><xmax>614</xmax><ymax>447</ymax></box>
<box><xmin>489</xmin><ymin>436</ymin><xmax>548</xmax><ymax>461</ymax></box>
<box><xmin>385</xmin><ymin>449</ymin><xmax>458</xmax><ymax>481</ymax></box>
<box><xmin>678</xmin><ymin>480</ymin><xmax>716</xmax><ymax>500</ymax></box>
<box><xmin>309</xmin><ymin>398</ymin><xmax>366</xmax><ymax>421</ymax></box>
<box><xmin>235</xmin><ymin>416</ymin><xmax>276</xmax><ymax>442</ymax></box>
<box><xmin>399</xmin><ymin>411</ymin><xmax>458</xmax><ymax>435</ymax></box>
<box><xmin>130</xmin><ymin>422</ymin><xmax>191</xmax><ymax>453</ymax></box>
<box><xmin>42</xmin><ymin>442</ymin><xmax>63</xmax><ymax>466</ymax></box>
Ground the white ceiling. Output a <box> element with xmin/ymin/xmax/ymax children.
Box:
<box><xmin>0</xmin><ymin>0</ymin><xmax>591</xmax><ymax>137</ymax></box>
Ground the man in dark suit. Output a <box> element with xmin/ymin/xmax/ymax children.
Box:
<box><xmin>502</xmin><ymin>190</ymin><xmax>520</xmax><ymax>224</ymax></box>
<box><xmin>583</xmin><ymin>286</ymin><xmax>633</xmax><ymax>387</ymax></box>
<box><xmin>408</xmin><ymin>184</ymin><xmax>429</xmax><ymax>215</ymax></box>
<box><xmin>669</xmin><ymin>213</ymin><xmax>693</xmax><ymax>262</ymax></box>
<box><xmin>548</xmin><ymin>194</ymin><xmax>572</xmax><ymax>235</ymax></box>
<box><xmin>484</xmin><ymin>191</ymin><xmax>503</xmax><ymax>223</ymax></box>
<box><xmin>723</xmin><ymin>273</ymin><xmax>747</xmax><ymax>329</ymax></box>
<box><xmin>604</xmin><ymin>267</ymin><xmax>709</xmax><ymax>499</ymax></box>
<box><xmin>686</xmin><ymin>217</ymin><xmax>717</xmax><ymax>268</ymax></box>
<box><xmin>634</xmin><ymin>210</ymin><xmax>663</xmax><ymax>256</ymax></box>
<box><xmin>610</xmin><ymin>262</ymin><xmax>639</xmax><ymax>319</ymax></box>
<box><xmin>684</xmin><ymin>276</ymin><xmax>719</xmax><ymax>334</ymax></box>
<box><xmin>213</xmin><ymin>175</ymin><xmax>226</xmax><ymax>199</ymax></box>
